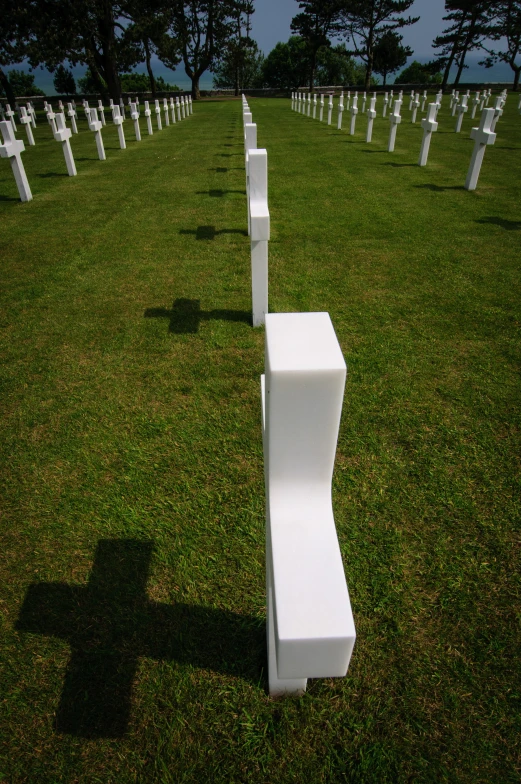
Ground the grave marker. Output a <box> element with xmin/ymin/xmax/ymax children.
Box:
<box><xmin>0</xmin><ymin>120</ymin><xmax>32</xmax><ymax>202</ymax></box>
<box><xmin>491</xmin><ymin>96</ymin><xmax>504</xmax><ymax>131</ymax></box>
<box><xmin>248</xmin><ymin>148</ymin><xmax>269</xmax><ymax>328</ymax></box>
<box><xmin>455</xmin><ymin>94</ymin><xmax>468</xmax><ymax>132</ymax></box>
<box><xmin>452</xmin><ymin>91</ymin><xmax>459</xmax><ymax>116</ymax></box>
<box><xmin>388</xmin><ymin>98</ymin><xmax>402</xmax><ymax>152</ymax></box>
<box><xmin>53</xmin><ymin>112</ymin><xmax>77</xmax><ymax>176</ymax></box>
<box><xmin>88</xmin><ymin>108</ymin><xmax>106</xmax><ymax>160</ymax></box>
<box><xmin>471</xmin><ymin>91</ymin><xmax>481</xmax><ymax>118</ymax></box>
<box><xmin>411</xmin><ymin>93</ymin><xmax>420</xmax><ymax>123</ymax></box>
<box><xmin>46</xmin><ymin>106</ymin><xmax>57</xmax><ymax>134</ymax></box>
<box><xmin>418</xmin><ymin>102</ymin><xmax>438</xmax><ymax>166</ymax></box>
<box><xmin>163</xmin><ymin>98</ymin><xmax>170</xmax><ymax>126</ymax></box>
<box><xmin>261</xmin><ymin>312</ymin><xmax>356</xmax><ymax>696</ymax></box>
<box><xmin>362</xmin><ymin>91</ymin><xmax>367</xmax><ymax>112</ymax></box>
<box><xmin>112</xmin><ymin>105</ymin><xmax>126</xmax><ymax>149</ymax></box>
<box><xmin>98</xmin><ymin>100</ymin><xmax>106</xmax><ymax>126</ymax></box>
<box><xmin>244</xmin><ymin>122</ymin><xmax>257</xmax><ymax>235</ymax></box>
<box><xmin>176</xmin><ymin>97</ymin><xmax>181</xmax><ymax>122</ymax></box>
<box><xmin>119</xmin><ymin>99</ymin><xmax>126</xmax><ymax>119</ymax></box>
<box><xmin>337</xmin><ymin>94</ymin><xmax>344</xmax><ymax>130</ymax></box>
<box><xmin>383</xmin><ymin>92</ymin><xmax>389</xmax><ymax>117</ymax></box>
<box><xmin>327</xmin><ymin>94</ymin><xmax>333</xmax><ymax>125</ymax></box>
<box><xmin>465</xmin><ymin>107</ymin><xmax>496</xmax><ymax>191</ymax></box>
<box><xmin>350</xmin><ymin>94</ymin><xmax>358</xmax><ymax>135</ymax></box>
<box><xmin>313</xmin><ymin>94</ymin><xmax>317</xmax><ymax>119</ymax></box>
<box><xmin>170</xmin><ymin>97</ymin><xmax>177</xmax><ymax>123</ymax></box>
<box><xmin>144</xmin><ymin>101</ymin><xmax>153</xmax><ymax>135</ymax></box>
<box><xmin>5</xmin><ymin>104</ymin><xmax>17</xmax><ymax>132</ymax></box>
<box><xmin>67</xmin><ymin>103</ymin><xmax>78</xmax><ymax>134</ymax></box>
<box><xmin>130</xmin><ymin>102</ymin><xmax>142</xmax><ymax>140</ymax></box>
<box><xmin>20</xmin><ymin>106</ymin><xmax>35</xmax><ymax>146</ymax></box>
<box><xmin>366</xmin><ymin>95</ymin><xmax>376</xmax><ymax>142</ymax></box>
<box><xmin>154</xmin><ymin>100</ymin><xmax>162</xmax><ymax>130</ymax></box>
<box><xmin>319</xmin><ymin>94</ymin><xmax>324</xmax><ymax>122</ymax></box>
<box><xmin>421</xmin><ymin>90</ymin><xmax>427</xmax><ymax>111</ymax></box>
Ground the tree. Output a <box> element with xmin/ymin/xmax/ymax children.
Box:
<box><xmin>53</xmin><ymin>64</ymin><xmax>76</xmax><ymax>95</ymax></box>
<box><xmin>480</xmin><ymin>0</ymin><xmax>521</xmax><ymax>90</ymax></box>
<box><xmin>154</xmin><ymin>0</ymin><xmax>238</xmax><ymax>99</ymax></box>
<box><xmin>120</xmin><ymin>71</ymin><xmax>179</xmax><ymax>91</ymax></box>
<box><xmin>290</xmin><ymin>0</ymin><xmax>344</xmax><ymax>90</ymax></box>
<box><xmin>339</xmin><ymin>0</ymin><xmax>419</xmax><ymax>90</ymax></box>
<box><xmin>314</xmin><ymin>43</ymin><xmax>369</xmax><ymax>84</ymax></box>
<box><xmin>217</xmin><ymin>0</ymin><xmax>257</xmax><ymax>95</ymax></box>
<box><xmin>261</xmin><ymin>36</ymin><xmax>312</xmax><ymax>89</ymax></box>
<box><xmin>371</xmin><ymin>29</ymin><xmax>411</xmax><ymax>85</ymax></box>
<box><xmin>395</xmin><ymin>59</ymin><xmax>443</xmax><ymax>84</ymax></box>
<box><xmin>433</xmin><ymin>1</ymin><xmax>495</xmax><ymax>90</ymax></box>
<box><xmin>0</xmin><ymin>6</ymin><xmax>32</xmax><ymax>104</ymax></box>
<box><xmin>0</xmin><ymin>68</ymin><xmax>45</xmax><ymax>98</ymax></box>
<box><xmin>213</xmin><ymin>41</ymin><xmax>264</xmax><ymax>90</ymax></box>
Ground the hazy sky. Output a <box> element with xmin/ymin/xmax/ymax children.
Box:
<box><xmin>251</xmin><ymin>0</ymin><xmax>447</xmax><ymax>58</ymax></box>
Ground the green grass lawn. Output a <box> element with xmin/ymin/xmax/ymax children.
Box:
<box><xmin>0</xmin><ymin>94</ymin><xmax>520</xmax><ymax>783</ymax></box>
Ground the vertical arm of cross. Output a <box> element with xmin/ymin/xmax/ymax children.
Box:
<box><xmin>261</xmin><ymin>312</ymin><xmax>356</xmax><ymax>697</ymax></box>
<box><xmin>0</xmin><ymin>119</ymin><xmax>32</xmax><ymax>202</ymax></box>
<box><xmin>248</xmin><ymin>149</ymin><xmax>269</xmax><ymax>328</ymax></box>
<box><xmin>465</xmin><ymin>107</ymin><xmax>496</xmax><ymax>191</ymax></box>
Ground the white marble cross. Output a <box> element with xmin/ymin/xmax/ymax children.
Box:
<box><xmin>449</xmin><ymin>89</ymin><xmax>456</xmax><ymax>110</ymax></box>
<box><xmin>20</xmin><ymin>106</ymin><xmax>35</xmax><ymax>146</ymax></box>
<box><xmin>411</xmin><ymin>93</ymin><xmax>420</xmax><ymax>123</ymax></box>
<box><xmin>383</xmin><ymin>92</ymin><xmax>389</xmax><ymax>117</ymax></box>
<box><xmin>144</xmin><ymin>101</ymin><xmax>153</xmax><ymax>135</ymax></box>
<box><xmin>362</xmin><ymin>91</ymin><xmax>367</xmax><ymax>112</ymax></box>
<box><xmin>67</xmin><ymin>103</ymin><xmax>78</xmax><ymax>134</ymax></box>
<box><xmin>261</xmin><ymin>311</ymin><xmax>356</xmax><ymax>697</ymax></box>
<box><xmin>350</xmin><ymin>94</ymin><xmax>358</xmax><ymax>135</ymax></box>
<box><xmin>53</xmin><ymin>112</ymin><xmax>77</xmax><ymax>176</ymax></box>
<box><xmin>153</xmin><ymin>100</ymin><xmax>162</xmax><ymax>130</ymax></box>
<box><xmin>170</xmin><ymin>97</ymin><xmax>177</xmax><ymax>123</ymax></box>
<box><xmin>345</xmin><ymin>91</ymin><xmax>351</xmax><ymax>110</ymax></box>
<box><xmin>313</xmin><ymin>94</ymin><xmax>317</xmax><ymax>119</ymax></box>
<box><xmin>88</xmin><ymin>108</ymin><xmax>106</xmax><ymax>160</ymax></box>
<box><xmin>28</xmin><ymin>102</ymin><xmax>37</xmax><ymax>128</ymax></box>
<box><xmin>5</xmin><ymin>104</ymin><xmax>17</xmax><ymax>133</ymax></box>
<box><xmin>337</xmin><ymin>94</ymin><xmax>344</xmax><ymax>130</ymax></box>
<box><xmin>58</xmin><ymin>100</ymin><xmax>64</xmax><ymax>113</ymax></box>
<box><xmin>244</xmin><ymin>122</ymin><xmax>257</xmax><ymax>235</ymax></box>
<box><xmin>307</xmin><ymin>93</ymin><xmax>311</xmax><ymax>116</ymax></box>
<box><xmin>491</xmin><ymin>95</ymin><xmax>504</xmax><ymax>131</ymax></box>
<box><xmin>182</xmin><ymin>96</ymin><xmax>187</xmax><ymax>119</ymax></box>
<box><xmin>409</xmin><ymin>90</ymin><xmax>415</xmax><ymax>111</ymax></box>
<box><xmin>112</xmin><ymin>104</ymin><xmax>126</xmax><ymax>149</ymax></box>
<box><xmin>248</xmin><ymin>148</ymin><xmax>269</xmax><ymax>327</ymax></box>
<box><xmin>97</xmin><ymin>100</ymin><xmax>106</xmax><ymax>126</ymax></box>
<box><xmin>176</xmin><ymin>97</ymin><xmax>181</xmax><ymax>122</ymax></box>
<box><xmin>189</xmin><ymin>96</ymin><xmax>193</xmax><ymax>114</ymax></box>
<box><xmin>83</xmin><ymin>100</ymin><xmax>90</xmax><ymax>119</ymax></box>
<box><xmin>451</xmin><ymin>91</ymin><xmax>459</xmax><ymax>116</ymax></box>
<box><xmin>518</xmin><ymin>94</ymin><xmax>521</xmax><ymax>113</ymax></box>
<box><xmin>471</xmin><ymin>91</ymin><xmax>481</xmax><ymax>118</ymax></box>
<box><xmin>421</xmin><ymin>90</ymin><xmax>427</xmax><ymax>111</ymax></box>
<box><xmin>455</xmin><ymin>94</ymin><xmax>468</xmax><ymax>132</ymax></box>
<box><xmin>465</xmin><ymin>107</ymin><xmax>496</xmax><ymax>191</ymax></box>
<box><xmin>163</xmin><ymin>98</ymin><xmax>170</xmax><ymax>126</ymax></box>
<box><xmin>366</xmin><ymin>95</ymin><xmax>377</xmax><ymax>142</ymax></box>
<box><xmin>46</xmin><ymin>107</ymin><xmax>57</xmax><ymax>134</ymax></box>
<box><xmin>130</xmin><ymin>102</ymin><xmax>142</xmax><ymax>140</ymax></box>
<box><xmin>0</xmin><ymin>120</ymin><xmax>32</xmax><ymax>202</ymax></box>
<box><xmin>388</xmin><ymin>98</ymin><xmax>402</xmax><ymax>152</ymax></box>
<box><xmin>418</xmin><ymin>102</ymin><xmax>438</xmax><ymax>166</ymax></box>
<box><xmin>119</xmin><ymin>99</ymin><xmax>126</xmax><ymax>119</ymax></box>
<box><xmin>319</xmin><ymin>94</ymin><xmax>324</xmax><ymax>122</ymax></box>
<box><xmin>327</xmin><ymin>94</ymin><xmax>333</xmax><ymax>125</ymax></box>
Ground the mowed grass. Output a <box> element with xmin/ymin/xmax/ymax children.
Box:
<box><xmin>0</xmin><ymin>94</ymin><xmax>520</xmax><ymax>783</ymax></box>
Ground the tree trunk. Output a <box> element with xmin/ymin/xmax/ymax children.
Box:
<box><xmin>144</xmin><ymin>39</ymin><xmax>156</xmax><ymax>98</ymax></box>
<box><xmin>97</xmin><ymin>0</ymin><xmax>121</xmax><ymax>102</ymax></box>
<box><xmin>191</xmin><ymin>75</ymin><xmax>200</xmax><ymax>99</ymax></box>
<box><xmin>441</xmin><ymin>12</ymin><xmax>468</xmax><ymax>91</ymax></box>
<box><xmin>0</xmin><ymin>67</ymin><xmax>16</xmax><ymax>105</ymax></box>
<box><xmin>454</xmin><ymin>50</ymin><xmax>467</xmax><ymax>85</ymax></box>
<box><xmin>383</xmin><ymin>72</ymin><xmax>387</xmax><ymax>87</ymax></box>
<box><xmin>513</xmin><ymin>64</ymin><xmax>520</xmax><ymax>90</ymax></box>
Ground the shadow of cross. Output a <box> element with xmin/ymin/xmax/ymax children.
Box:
<box><xmin>144</xmin><ymin>298</ymin><xmax>252</xmax><ymax>333</ymax></box>
<box><xmin>15</xmin><ymin>539</ymin><xmax>264</xmax><ymax>738</ymax></box>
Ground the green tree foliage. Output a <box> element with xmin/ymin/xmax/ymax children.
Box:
<box><xmin>290</xmin><ymin>0</ymin><xmax>344</xmax><ymax>89</ymax></box>
<box><xmin>213</xmin><ymin>41</ymin><xmax>264</xmax><ymax>90</ymax></box>
<box><xmin>0</xmin><ymin>6</ymin><xmax>32</xmax><ymax>104</ymax></box>
<box><xmin>315</xmin><ymin>44</ymin><xmax>370</xmax><ymax>85</ymax></box>
<box><xmin>371</xmin><ymin>30</ymin><xmax>412</xmax><ymax>85</ymax></box>
<box><xmin>433</xmin><ymin>1</ymin><xmax>495</xmax><ymax>89</ymax></box>
<box><xmin>395</xmin><ymin>59</ymin><xmax>443</xmax><ymax>84</ymax></box>
<box><xmin>261</xmin><ymin>36</ymin><xmax>312</xmax><ymax>89</ymax></box>
<box><xmin>480</xmin><ymin>0</ymin><xmax>521</xmax><ymax>89</ymax></box>
<box><xmin>0</xmin><ymin>68</ymin><xmax>45</xmax><ymax>98</ymax></box>
<box><xmin>53</xmin><ymin>64</ymin><xmax>76</xmax><ymax>95</ymax></box>
<box><xmin>120</xmin><ymin>72</ymin><xmax>179</xmax><ymax>91</ymax></box>
<box><xmin>214</xmin><ymin>1</ymin><xmax>257</xmax><ymax>95</ymax></box>
<box><xmin>153</xmin><ymin>0</ymin><xmax>240</xmax><ymax>99</ymax></box>
<box><xmin>340</xmin><ymin>0</ymin><xmax>419</xmax><ymax>90</ymax></box>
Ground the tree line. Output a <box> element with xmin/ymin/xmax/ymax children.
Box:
<box><xmin>1</xmin><ymin>1</ymin><xmax>520</xmax><ymax>105</ymax></box>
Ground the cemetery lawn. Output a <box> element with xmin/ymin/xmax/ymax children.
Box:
<box><xmin>0</xmin><ymin>95</ymin><xmax>520</xmax><ymax>784</ymax></box>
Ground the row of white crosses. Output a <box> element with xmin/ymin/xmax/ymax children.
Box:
<box><xmin>243</xmin><ymin>95</ymin><xmax>269</xmax><ymax>329</ymax></box>
<box><xmin>0</xmin><ymin>93</ymin><xmax>193</xmax><ymax>201</ymax></box>
<box><xmin>251</xmin><ymin>96</ymin><xmax>356</xmax><ymax>695</ymax></box>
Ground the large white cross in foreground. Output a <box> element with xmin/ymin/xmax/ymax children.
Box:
<box><xmin>261</xmin><ymin>312</ymin><xmax>356</xmax><ymax>696</ymax></box>
<box><xmin>465</xmin><ymin>107</ymin><xmax>496</xmax><ymax>191</ymax></box>
<box><xmin>0</xmin><ymin>120</ymin><xmax>32</xmax><ymax>202</ymax></box>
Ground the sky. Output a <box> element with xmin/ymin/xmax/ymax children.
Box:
<box><xmin>6</xmin><ymin>0</ymin><xmax>514</xmax><ymax>94</ymax></box>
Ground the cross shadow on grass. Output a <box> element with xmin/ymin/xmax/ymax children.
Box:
<box><xmin>0</xmin><ymin>194</ymin><xmax>20</xmax><ymax>201</ymax></box>
<box><xmin>382</xmin><ymin>162</ymin><xmax>416</xmax><ymax>167</ymax></box>
<box><xmin>15</xmin><ymin>539</ymin><xmax>265</xmax><ymax>738</ymax></box>
<box><xmin>145</xmin><ymin>298</ymin><xmax>251</xmax><ymax>333</ymax></box>
<box><xmin>476</xmin><ymin>216</ymin><xmax>521</xmax><ymax>231</ymax></box>
<box><xmin>196</xmin><ymin>189</ymin><xmax>246</xmax><ymax>197</ymax></box>
<box><xmin>38</xmin><ymin>172</ymin><xmax>68</xmax><ymax>178</ymax></box>
<box><xmin>415</xmin><ymin>184</ymin><xmax>466</xmax><ymax>192</ymax></box>
<box><xmin>180</xmin><ymin>226</ymin><xmax>247</xmax><ymax>240</ymax></box>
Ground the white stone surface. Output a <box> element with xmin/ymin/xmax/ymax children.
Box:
<box><xmin>337</xmin><ymin>95</ymin><xmax>344</xmax><ymax>130</ymax></box>
<box><xmin>112</xmin><ymin>105</ymin><xmax>126</xmax><ymax>149</ymax></box>
<box><xmin>248</xmin><ymin>148</ymin><xmax>269</xmax><ymax>327</ymax></box>
<box><xmin>350</xmin><ymin>94</ymin><xmax>358</xmax><ymax>135</ymax></box>
<box><xmin>262</xmin><ymin>312</ymin><xmax>356</xmax><ymax>695</ymax></box>
<box><xmin>465</xmin><ymin>107</ymin><xmax>496</xmax><ymax>191</ymax></box>
<box><xmin>144</xmin><ymin>101</ymin><xmax>153</xmax><ymax>135</ymax></box>
<box><xmin>53</xmin><ymin>112</ymin><xmax>77</xmax><ymax>176</ymax></box>
<box><xmin>455</xmin><ymin>94</ymin><xmax>468</xmax><ymax>132</ymax></box>
<box><xmin>388</xmin><ymin>98</ymin><xmax>402</xmax><ymax>152</ymax></box>
<box><xmin>383</xmin><ymin>92</ymin><xmax>389</xmax><ymax>117</ymax></box>
<box><xmin>0</xmin><ymin>119</ymin><xmax>32</xmax><ymax>201</ymax></box>
<box><xmin>418</xmin><ymin>102</ymin><xmax>438</xmax><ymax>166</ymax></box>
<box><xmin>67</xmin><ymin>103</ymin><xmax>78</xmax><ymax>134</ymax></box>
<box><xmin>20</xmin><ymin>106</ymin><xmax>35</xmax><ymax>146</ymax></box>
<box><xmin>130</xmin><ymin>102</ymin><xmax>142</xmax><ymax>141</ymax></box>
<box><xmin>154</xmin><ymin>99</ymin><xmax>162</xmax><ymax>130</ymax></box>
<box><xmin>88</xmin><ymin>108</ymin><xmax>106</xmax><ymax>160</ymax></box>
<box><xmin>98</xmin><ymin>100</ymin><xmax>106</xmax><ymax>125</ymax></box>
<box><xmin>313</xmin><ymin>94</ymin><xmax>317</xmax><ymax>119</ymax></box>
<box><xmin>327</xmin><ymin>94</ymin><xmax>333</xmax><ymax>125</ymax></box>
<box><xmin>163</xmin><ymin>98</ymin><xmax>170</xmax><ymax>126</ymax></box>
<box><xmin>244</xmin><ymin>121</ymin><xmax>257</xmax><ymax>234</ymax></box>
<box><xmin>366</xmin><ymin>95</ymin><xmax>376</xmax><ymax>142</ymax></box>
<box><xmin>411</xmin><ymin>94</ymin><xmax>420</xmax><ymax>123</ymax></box>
